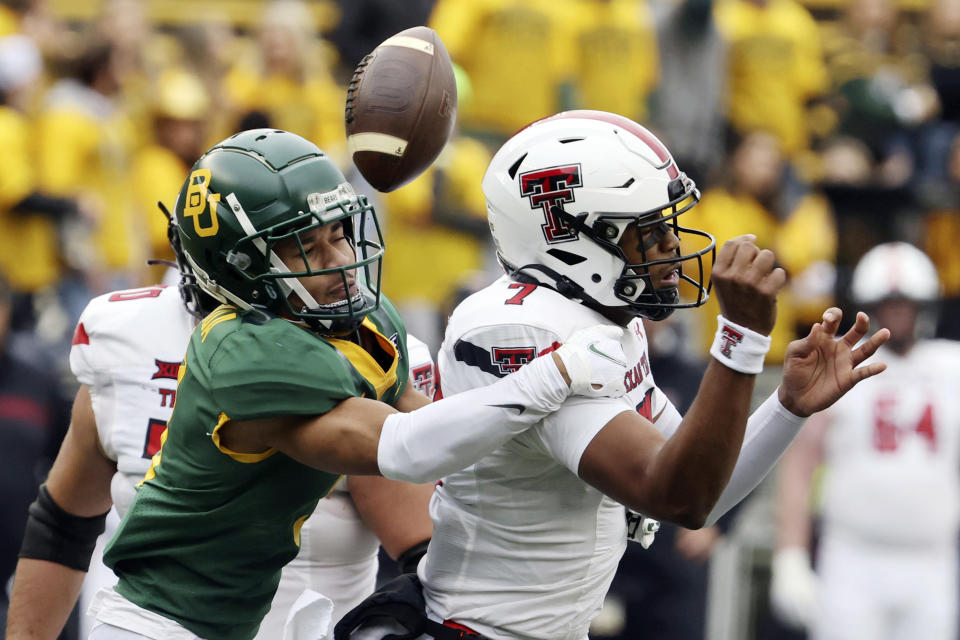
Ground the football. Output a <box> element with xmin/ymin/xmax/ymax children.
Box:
<box><xmin>344</xmin><ymin>26</ymin><xmax>458</xmax><ymax>192</ymax></box>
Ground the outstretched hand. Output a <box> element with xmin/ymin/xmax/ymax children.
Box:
<box><xmin>778</xmin><ymin>307</ymin><xmax>890</xmax><ymax>417</ymax></box>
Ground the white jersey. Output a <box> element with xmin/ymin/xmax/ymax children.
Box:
<box><xmin>74</xmin><ymin>286</ymin><xmax>436</xmax><ymax>637</ymax></box>
<box><xmin>820</xmin><ymin>340</ymin><xmax>960</xmax><ymax>548</ymax></box>
<box><xmin>422</xmin><ymin>275</ymin><xmax>680</xmax><ymax>640</ymax></box>
<box><xmin>69</xmin><ymin>285</ymin><xmax>195</xmax><ymax>516</ymax></box>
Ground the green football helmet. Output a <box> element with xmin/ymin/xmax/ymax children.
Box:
<box><xmin>174</xmin><ymin>129</ymin><xmax>384</xmax><ymax>333</ymax></box>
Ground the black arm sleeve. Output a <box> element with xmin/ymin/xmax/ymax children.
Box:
<box><xmin>17</xmin><ymin>484</ymin><xmax>108</xmax><ymax>571</ymax></box>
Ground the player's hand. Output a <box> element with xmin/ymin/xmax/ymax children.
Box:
<box><xmin>553</xmin><ymin>325</ymin><xmax>627</xmax><ymax>398</ymax></box>
<box><xmin>769</xmin><ymin>547</ymin><xmax>819</xmax><ymax>631</ymax></box>
<box><xmin>779</xmin><ymin>308</ymin><xmax>890</xmax><ymax>417</ymax></box>
<box><xmin>710</xmin><ymin>235</ymin><xmax>786</xmax><ymax>336</ymax></box>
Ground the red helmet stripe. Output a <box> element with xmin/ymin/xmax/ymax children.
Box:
<box><xmin>535</xmin><ymin>110</ymin><xmax>680</xmax><ymax>179</ymax></box>
<box><xmin>889</xmin><ymin>244</ymin><xmax>903</xmax><ymax>294</ymax></box>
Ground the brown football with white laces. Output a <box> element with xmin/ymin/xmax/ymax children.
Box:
<box><xmin>344</xmin><ymin>26</ymin><xmax>458</xmax><ymax>192</ymax></box>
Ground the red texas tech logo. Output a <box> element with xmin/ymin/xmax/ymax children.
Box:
<box><xmin>718</xmin><ymin>325</ymin><xmax>744</xmax><ymax>358</ymax></box>
<box><xmin>491</xmin><ymin>346</ymin><xmax>537</xmax><ymax>375</ymax></box>
<box><xmin>410</xmin><ymin>363</ymin><xmax>436</xmax><ymax>398</ymax></box>
<box><xmin>519</xmin><ymin>164</ymin><xmax>582</xmax><ymax>244</ymax></box>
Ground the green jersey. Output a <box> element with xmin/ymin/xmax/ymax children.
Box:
<box><xmin>103</xmin><ymin>298</ymin><xmax>409</xmax><ymax>640</ymax></box>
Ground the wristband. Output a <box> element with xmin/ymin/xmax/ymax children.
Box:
<box><xmin>709</xmin><ymin>315</ymin><xmax>771</xmax><ymax>374</ymax></box>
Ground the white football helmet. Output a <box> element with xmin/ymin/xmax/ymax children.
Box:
<box><xmin>483</xmin><ymin>110</ymin><xmax>715</xmax><ymax>321</ymax></box>
<box><xmin>850</xmin><ymin>242</ymin><xmax>940</xmax><ymax>305</ymax></box>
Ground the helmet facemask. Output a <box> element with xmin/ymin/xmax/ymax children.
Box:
<box><xmin>569</xmin><ymin>177</ymin><xmax>713</xmax><ymax>321</ymax></box>
<box><xmin>220</xmin><ymin>188</ymin><xmax>384</xmax><ymax>334</ymax></box>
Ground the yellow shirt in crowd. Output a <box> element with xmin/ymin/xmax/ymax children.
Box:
<box><xmin>381</xmin><ymin>136</ymin><xmax>492</xmax><ymax>308</ymax></box>
<box><xmin>131</xmin><ymin>144</ymin><xmax>189</xmax><ymax>268</ymax></box>
<box><xmin>715</xmin><ymin>0</ymin><xmax>828</xmax><ymax>154</ymax></box>
<box><xmin>430</xmin><ymin>0</ymin><xmax>576</xmax><ymax>137</ymax></box>
<box><xmin>684</xmin><ymin>187</ymin><xmax>835</xmax><ymax>363</ymax></box>
<box><xmin>570</xmin><ymin>0</ymin><xmax>659</xmax><ymax>122</ymax></box>
<box><xmin>36</xmin><ymin>85</ymin><xmax>140</xmax><ymax>276</ymax></box>
<box><xmin>224</xmin><ymin>66</ymin><xmax>347</xmax><ymax>157</ymax></box>
<box><xmin>0</xmin><ymin>107</ymin><xmax>61</xmax><ymax>292</ymax></box>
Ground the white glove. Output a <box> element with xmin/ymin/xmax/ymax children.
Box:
<box><xmin>554</xmin><ymin>325</ymin><xmax>627</xmax><ymax>398</ymax></box>
<box><xmin>626</xmin><ymin>510</ymin><xmax>660</xmax><ymax>549</ymax></box>
<box><xmin>769</xmin><ymin>547</ymin><xmax>819</xmax><ymax>631</ymax></box>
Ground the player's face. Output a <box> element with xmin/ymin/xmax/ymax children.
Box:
<box><xmin>873</xmin><ymin>297</ymin><xmax>919</xmax><ymax>353</ymax></box>
<box><xmin>274</xmin><ymin>221</ymin><xmax>358</xmax><ymax>305</ymax></box>
<box><xmin>618</xmin><ymin>216</ymin><xmax>682</xmax><ymax>290</ymax></box>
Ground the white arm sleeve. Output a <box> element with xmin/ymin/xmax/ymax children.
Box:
<box><xmin>378</xmin><ymin>354</ymin><xmax>569</xmax><ymax>483</ymax></box>
<box><xmin>704</xmin><ymin>389</ymin><xmax>806</xmax><ymax>526</ymax></box>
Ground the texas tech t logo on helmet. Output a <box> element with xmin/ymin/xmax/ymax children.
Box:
<box><xmin>518</xmin><ymin>164</ymin><xmax>582</xmax><ymax>244</ymax></box>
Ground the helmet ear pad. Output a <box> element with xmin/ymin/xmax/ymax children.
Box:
<box><xmin>482</xmin><ymin>110</ymin><xmax>715</xmax><ymax>321</ymax></box>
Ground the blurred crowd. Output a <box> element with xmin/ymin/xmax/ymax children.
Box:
<box><xmin>0</xmin><ymin>0</ymin><xmax>956</xmax><ymax>358</ymax></box>
<box><xmin>1</xmin><ymin>0</ymin><xmax>959</xmax><ymax>639</ymax></box>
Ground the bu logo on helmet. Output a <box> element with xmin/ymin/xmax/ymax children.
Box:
<box><xmin>183</xmin><ymin>169</ymin><xmax>221</xmax><ymax>237</ymax></box>
<box><xmin>519</xmin><ymin>164</ymin><xmax>582</xmax><ymax>244</ymax></box>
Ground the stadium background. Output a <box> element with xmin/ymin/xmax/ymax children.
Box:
<box><xmin>1</xmin><ymin>0</ymin><xmax>958</xmax><ymax>638</ymax></box>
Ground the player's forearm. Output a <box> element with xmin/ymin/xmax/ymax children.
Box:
<box><xmin>276</xmin><ymin>355</ymin><xmax>569</xmax><ymax>478</ymax></box>
<box><xmin>703</xmin><ymin>391</ymin><xmax>807</xmax><ymax>526</ymax></box>
<box><xmin>6</xmin><ymin>558</ymin><xmax>86</xmax><ymax>640</ymax></box>
<box><xmin>639</xmin><ymin>360</ymin><xmax>756</xmax><ymax>528</ymax></box>
<box><xmin>348</xmin><ymin>475</ymin><xmax>434</xmax><ymax>558</ymax></box>
<box><xmin>378</xmin><ymin>354</ymin><xmax>570</xmax><ymax>483</ymax></box>
<box><xmin>278</xmin><ymin>326</ymin><xmax>623</xmax><ymax>478</ymax></box>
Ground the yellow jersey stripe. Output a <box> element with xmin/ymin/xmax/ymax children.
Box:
<box><xmin>140</xmin><ymin>427</ymin><xmax>169</xmax><ymax>485</ymax></box>
<box><xmin>325</xmin><ymin>317</ymin><xmax>398</xmax><ymax>399</ymax></box>
<box><xmin>210</xmin><ymin>412</ymin><xmax>277</xmax><ymax>463</ymax></box>
<box><xmin>201</xmin><ymin>307</ymin><xmax>237</xmax><ymax>342</ymax></box>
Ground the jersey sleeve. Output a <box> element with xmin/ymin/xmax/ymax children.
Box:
<box><xmin>69</xmin><ymin>326</ymin><xmax>96</xmax><ymax>386</ymax></box>
<box><xmin>438</xmin><ymin>322</ymin><xmax>564</xmax><ymax>389</ymax></box>
<box><xmin>652</xmin><ymin>394</ymin><xmax>682</xmax><ymax>438</ymax></box>
<box><xmin>68</xmin><ymin>300</ymin><xmax>102</xmax><ymax>386</ymax></box>
<box><xmin>439</xmin><ymin>319</ymin><xmax>631</xmax><ymax>475</ymax></box>
<box><xmin>204</xmin><ymin>327</ymin><xmax>360</xmax><ymax>421</ymax></box>
<box><xmin>535</xmin><ymin>396</ymin><xmax>635</xmax><ymax>475</ymax></box>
